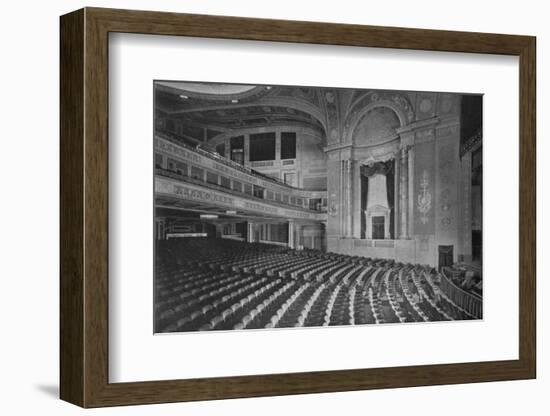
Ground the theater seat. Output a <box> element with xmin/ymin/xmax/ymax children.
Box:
<box><xmin>155</xmin><ymin>238</ymin><xmax>466</xmax><ymax>332</ymax></box>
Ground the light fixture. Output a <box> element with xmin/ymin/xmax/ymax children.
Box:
<box><xmin>179</xmin><ymin>94</ymin><xmax>189</xmax><ymax>99</ymax></box>
<box><xmin>226</xmin><ymin>210</ymin><xmax>237</xmax><ymax>215</ymax></box>
<box><xmin>200</xmin><ymin>214</ymin><xmax>218</xmax><ymax>219</ymax></box>
<box><xmin>231</xmin><ymin>99</ymin><xmax>239</xmax><ymax>103</ymax></box>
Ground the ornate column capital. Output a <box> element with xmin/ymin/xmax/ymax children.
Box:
<box><xmin>400</xmin><ymin>131</ymin><xmax>415</xmax><ymax>148</ymax></box>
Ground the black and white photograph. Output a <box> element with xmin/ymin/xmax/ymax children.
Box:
<box><xmin>153</xmin><ymin>81</ymin><xmax>483</xmax><ymax>333</ymax></box>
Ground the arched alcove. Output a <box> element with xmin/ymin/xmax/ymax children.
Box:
<box><xmin>353</xmin><ymin>106</ymin><xmax>401</xmax><ymax>146</ymax></box>
<box><xmin>344</xmin><ymin>91</ymin><xmax>413</xmax><ymax>145</ymax></box>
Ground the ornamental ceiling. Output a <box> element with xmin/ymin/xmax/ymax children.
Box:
<box><xmin>154</xmin><ymin>81</ymin><xmax>439</xmax><ymax>147</ymax></box>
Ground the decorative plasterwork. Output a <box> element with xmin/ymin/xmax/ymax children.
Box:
<box><xmin>156</xmin><ymin>82</ymin><xmax>271</xmax><ymax>103</ymax></box>
<box><xmin>343</xmin><ymin>91</ymin><xmax>414</xmax><ymax>144</ymax></box>
<box><xmin>323</xmin><ymin>89</ymin><xmax>341</xmax><ymax>145</ymax></box>
<box><xmin>437</xmin><ymin>140</ymin><xmax>456</xmax><ymax>230</ymax></box>
<box><xmin>360</xmin><ymin>160</ymin><xmax>393</xmax><ymax>177</ymax></box>
<box><xmin>272</xmin><ymin>86</ymin><xmax>322</xmax><ymax>108</ymax></box>
<box><xmin>417</xmin><ymin>170</ymin><xmax>432</xmax><ymax>224</ymax></box>
<box><xmin>415</xmin><ymin>128</ymin><xmax>435</xmax><ymax>145</ymax></box>
<box><xmin>436</xmin><ymin>124</ymin><xmax>460</xmax><ymax>139</ymax></box>
<box><xmin>353</xmin><ymin>107</ymin><xmax>401</xmax><ymax>147</ymax></box>
<box><xmin>399</xmin><ymin>132</ymin><xmax>415</xmax><ymax>148</ymax></box>
<box><xmin>396</xmin><ymin>116</ymin><xmax>440</xmax><ymax>135</ymax></box>
<box><xmin>415</xmin><ymin>92</ymin><xmax>437</xmax><ymax>121</ymax></box>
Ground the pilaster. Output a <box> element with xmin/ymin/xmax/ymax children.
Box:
<box><xmin>399</xmin><ymin>146</ymin><xmax>409</xmax><ymax>239</ymax></box>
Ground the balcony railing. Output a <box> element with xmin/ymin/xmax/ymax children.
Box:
<box><xmin>155</xmin><ymin>167</ymin><xmax>325</xmax><ymax>213</ymax></box>
<box><xmin>440</xmin><ymin>267</ymin><xmax>483</xmax><ymax>318</ymax></box>
<box><xmin>156</xmin><ymin>129</ymin><xmax>298</xmax><ymax>189</ymax></box>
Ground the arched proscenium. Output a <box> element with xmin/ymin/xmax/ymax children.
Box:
<box><xmin>344</xmin><ymin>93</ymin><xmax>414</xmax><ymax>242</ymax></box>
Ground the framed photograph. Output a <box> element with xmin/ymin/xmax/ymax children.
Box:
<box><xmin>60</xmin><ymin>7</ymin><xmax>536</xmax><ymax>408</ymax></box>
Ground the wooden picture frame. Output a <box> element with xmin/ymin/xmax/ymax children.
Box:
<box><xmin>60</xmin><ymin>7</ymin><xmax>536</xmax><ymax>408</ymax></box>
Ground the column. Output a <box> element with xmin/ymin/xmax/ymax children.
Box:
<box><xmin>399</xmin><ymin>146</ymin><xmax>409</xmax><ymax>239</ymax></box>
<box><xmin>460</xmin><ymin>155</ymin><xmax>473</xmax><ymax>262</ymax></box>
<box><xmin>275</xmin><ymin>132</ymin><xmax>281</xmax><ymax>161</ymax></box>
<box><xmin>246</xmin><ymin>222</ymin><xmax>254</xmax><ymax>243</ymax></box>
<box><xmin>342</xmin><ymin>159</ymin><xmax>350</xmax><ymax>237</ymax></box>
<box><xmin>394</xmin><ymin>152</ymin><xmax>400</xmax><ymax>239</ymax></box>
<box><xmin>352</xmin><ymin>161</ymin><xmax>362</xmax><ymax>238</ymax></box>
<box><xmin>224</xmin><ymin>137</ymin><xmax>231</xmax><ymax>159</ymax></box>
<box><xmin>344</xmin><ymin>159</ymin><xmax>353</xmax><ymax>237</ymax></box>
<box><xmin>156</xmin><ymin>218</ymin><xmax>165</xmax><ymax>240</ymax></box>
<box><xmin>288</xmin><ymin>221</ymin><xmax>295</xmax><ymax>249</ymax></box>
<box><xmin>244</xmin><ymin>134</ymin><xmax>250</xmax><ymax>165</ymax></box>
<box><xmin>296</xmin><ymin>223</ymin><xmax>302</xmax><ymax>249</ymax></box>
<box><xmin>339</xmin><ymin>159</ymin><xmax>345</xmax><ymax>236</ymax></box>
<box><xmin>408</xmin><ymin>146</ymin><xmax>415</xmax><ymax>238</ymax></box>
<box><xmin>326</xmin><ymin>152</ymin><xmax>343</xmax><ymax>251</ymax></box>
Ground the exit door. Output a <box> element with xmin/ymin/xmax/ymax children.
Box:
<box><xmin>438</xmin><ymin>245</ymin><xmax>454</xmax><ymax>271</ymax></box>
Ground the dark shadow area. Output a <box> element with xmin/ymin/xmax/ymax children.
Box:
<box><xmin>35</xmin><ymin>384</ymin><xmax>59</xmax><ymax>399</ymax></box>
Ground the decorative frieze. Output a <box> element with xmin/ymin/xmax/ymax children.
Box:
<box><xmin>156</xmin><ymin>177</ymin><xmax>327</xmax><ymax>221</ymax></box>
<box><xmin>343</xmin><ymin>92</ymin><xmax>413</xmax><ymax>144</ymax></box>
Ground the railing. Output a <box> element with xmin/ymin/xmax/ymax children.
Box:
<box><xmin>440</xmin><ymin>267</ymin><xmax>483</xmax><ymax>319</ymax></box>
<box><xmin>221</xmin><ymin>234</ymin><xmax>245</xmax><ymax>241</ymax></box>
<box><xmin>155</xmin><ymin>167</ymin><xmax>325</xmax><ymax>214</ymax></box>
<box><xmin>250</xmin><ymin>161</ymin><xmax>275</xmax><ymax>168</ymax></box>
<box><xmin>156</xmin><ymin>133</ymin><xmax>328</xmax><ymax>199</ymax></box>
<box><xmin>156</xmin><ymin>129</ymin><xmax>296</xmax><ymax>189</ymax></box>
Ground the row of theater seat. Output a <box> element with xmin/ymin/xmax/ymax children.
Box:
<box><xmin>154</xmin><ymin>238</ymin><xmax>479</xmax><ymax>332</ymax></box>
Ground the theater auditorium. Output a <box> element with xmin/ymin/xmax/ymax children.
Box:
<box><xmin>153</xmin><ymin>82</ymin><xmax>483</xmax><ymax>333</ymax></box>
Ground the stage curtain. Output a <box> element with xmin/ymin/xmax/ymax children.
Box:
<box><xmin>360</xmin><ymin>160</ymin><xmax>394</xmax><ymax>239</ymax></box>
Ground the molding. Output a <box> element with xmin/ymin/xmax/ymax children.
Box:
<box><xmin>396</xmin><ymin>116</ymin><xmax>440</xmax><ymax>134</ymax></box>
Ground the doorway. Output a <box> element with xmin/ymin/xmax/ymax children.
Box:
<box><xmin>438</xmin><ymin>245</ymin><xmax>454</xmax><ymax>271</ymax></box>
<box><xmin>372</xmin><ymin>216</ymin><xmax>385</xmax><ymax>239</ymax></box>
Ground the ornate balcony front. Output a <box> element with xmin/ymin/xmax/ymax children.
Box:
<box><xmin>155</xmin><ymin>175</ymin><xmax>327</xmax><ymax>222</ymax></box>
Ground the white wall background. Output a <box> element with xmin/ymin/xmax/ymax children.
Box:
<box><xmin>0</xmin><ymin>0</ymin><xmax>545</xmax><ymax>414</ymax></box>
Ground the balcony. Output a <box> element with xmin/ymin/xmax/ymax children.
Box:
<box><xmin>156</xmin><ymin>129</ymin><xmax>297</xmax><ymax>189</ymax></box>
<box><xmin>155</xmin><ymin>133</ymin><xmax>327</xmax><ymax>202</ymax></box>
<box><xmin>155</xmin><ymin>169</ymin><xmax>327</xmax><ymax>222</ymax></box>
